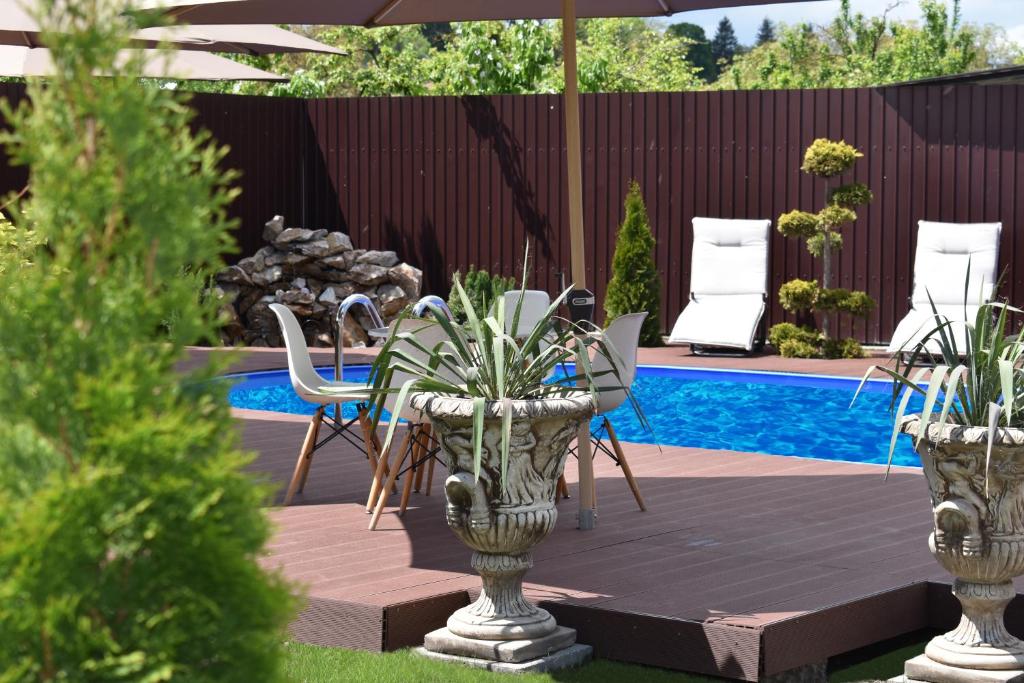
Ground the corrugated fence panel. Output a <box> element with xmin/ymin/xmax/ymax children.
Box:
<box><xmin>1</xmin><ymin>85</ymin><xmax>1022</xmax><ymax>345</ymax></box>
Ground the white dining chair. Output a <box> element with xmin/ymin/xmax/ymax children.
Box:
<box><xmin>562</xmin><ymin>312</ymin><xmax>648</xmax><ymax>511</ymax></box>
<box><xmin>367</xmin><ymin>316</ymin><xmax>456</xmax><ymax>530</ymax></box>
<box><xmin>269</xmin><ymin>303</ymin><xmax>377</xmax><ymax>506</ymax></box>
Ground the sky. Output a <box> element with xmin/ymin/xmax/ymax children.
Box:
<box><xmin>661</xmin><ymin>0</ymin><xmax>1024</xmax><ymax>46</ymax></box>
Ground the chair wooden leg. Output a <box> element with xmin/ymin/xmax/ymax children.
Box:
<box><xmin>557</xmin><ymin>474</ymin><xmax>569</xmax><ymax>499</ymax></box>
<box><xmin>284</xmin><ymin>407</ymin><xmax>323</xmax><ymax>506</ymax></box>
<box><xmin>399</xmin><ymin>426</ymin><xmax>424</xmax><ymax>516</ymax></box>
<box><xmin>297</xmin><ymin>407</ymin><xmax>324</xmax><ymax>494</ymax></box>
<box><xmin>424</xmin><ymin>425</ymin><xmax>437</xmax><ymax>496</ymax></box>
<box><xmin>369</xmin><ymin>428</ymin><xmax>414</xmax><ymax>530</ymax></box>
<box><xmin>413</xmin><ymin>424</ymin><xmax>429</xmax><ymax>493</ymax></box>
<box><xmin>425</xmin><ymin>455</ymin><xmax>436</xmax><ymax>495</ymax></box>
<box><xmin>605</xmin><ymin>418</ymin><xmax>646</xmax><ymax>512</ymax></box>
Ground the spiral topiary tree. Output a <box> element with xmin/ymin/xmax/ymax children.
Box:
<box><xmin>771</xmin><ymin>138</ymin><xmax>875</xmax><ymax>359</ymax></box>
<box><xmin>604</xmin><ymin>180</ymin><xmax>662</xmax><ymax>346</ymax></box>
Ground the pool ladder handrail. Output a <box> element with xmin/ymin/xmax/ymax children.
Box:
<box><xmin>412</xmin><ymin>295</ymin><xmax>454</xmax><ymax>321</ymax></box>
<box><xmin>335</xmin><ymin>293</ymin><xmax>385</xmax><ymax>383</ymax></box>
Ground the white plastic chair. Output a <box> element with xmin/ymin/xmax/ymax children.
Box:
<box><xmin>668</xmin><ymin>217</ymin><xmax>771</xmax><ymax>354</ymax></box>
<box><xmin>887</xmin><ymin>221</ymin><xmax>1002</xmax><ymax>354</ymax></box>
<box><xmin>269</xmin><ymin>303</ymin><xmax>375</xmax><ymax>506</ymax></box>
<box><xmin>584</xmin><ymin>312</ymin><xmax>647</xmax><ymax>511</ymax></box>
<box><xmin>367</xmin><ymin>317</ymin><xmax>456</xmax><ymax>529</ymax></box>
<box><xmin>503</xmin><ymin>289</ymin><xmax>551</xmax><ymax>338</ymax></box>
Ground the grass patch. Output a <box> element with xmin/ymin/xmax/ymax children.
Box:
<box><xmin>285</xmin><ymin>630</ymin><xmax>935</xmax><ymax>682</ymax></box>
<box><xmin>283</xmin><ymin>643</ymin><xmax>716</xmax><ymax>682</ymax></box>
<box><xmin>827</xmin><ymin>629</ymin><xmax>935</xmax><ymax>682</ymax></box>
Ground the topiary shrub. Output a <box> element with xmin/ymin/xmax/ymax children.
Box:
<box><xmin>774</xmin><ymin>137</ymin><xmax>876</xmax><ymax>358</ymax></box>
<box><xmin>778</xmin><ymin>279</ymin><xmax>820</xmax><ymax>314</ymax></box>
<box><xmin>448</xmin><ymin>265</ymin><xmax>515</xmax><ymax>323</ymax></box>
<box><xmin>822</xmin><ymin>337</ymin><xmax>865</xmax><ymax>360</ymax></box>
<box><xmin>768</xmin><ymin>322</ymin><xmax>819</xmax><ymax>347</ymax></box>
<box><xmin>0</xmin><ymin>2</ymin><xmax>293</xmax><ymax>679</ymax></box>
<box><xmin>779</xmin><ymin>338</ymin><xmax>820</xmax><ymax>359</ymax></box>
<box><xmin>604</xmin><ymin>180</ymin><xmax>662</xmax><ymax>346</ymax></box>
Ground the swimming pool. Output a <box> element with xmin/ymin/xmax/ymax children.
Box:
<box><xmin>228</xmin><ymin>364</ymin><xmax>922</xmax><ymax>467</ymax></box>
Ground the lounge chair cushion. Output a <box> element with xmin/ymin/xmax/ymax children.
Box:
<box><xmin>911</xmin><ymin>221</ymin><xmax>1001</xmax><ymax>307</ymax></box>
<box><xmin>690</xmin><ymin>218</ymin><xmax>771</xmax><ymax>296</ymax></box>
<box><xmin>887</xmin><ymin>221</ymin><xmax>1001</xmax><ymax>354</ymax></box>
<box><xmin>887</xmin><ymin>304</ymin><xmax>982</xmax><ymax>354</ymax></box>
<box><xmin>669</xmin><ymin>294</ymin><xmax>766</xmax><ymax>350</ymax></box>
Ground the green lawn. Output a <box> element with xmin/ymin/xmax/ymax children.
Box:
<box><xmin>284</xmin><ymin>630</ymin><xmax>935</xmax><ymax>682</ymax></box>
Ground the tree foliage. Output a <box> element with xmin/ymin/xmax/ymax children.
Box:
<box><xmin>720</xmin><ymin>0</ymin><xmax>1003</xmax><ymax>89</ymax></box>
<box><xmin>710</xmin><ymin>17</ymin><xmax>742</xmax><ymax>71</ymax></box>
<box><xmin>0</xmin><ymin>1</ymin><xmax>293</xmax><ymax>679</ymax></box>
<box><xmin>756</xmin><ymin>18</ymin><xmax>776</xmax><ymax>46</ymax></box>
<box><xmin>604</xmin><ymin>181</ymin><xmax>661</xmax><ymax>346</ymax></box>
<box><xmin>191</xmin><ymin>18</ymin><xmax>704</xmax><ymax>97</ymax></box>
<box><xmin>667</xmin><ymin>22</ymin><xmax>717</xmax><ymax>82</ymax></box>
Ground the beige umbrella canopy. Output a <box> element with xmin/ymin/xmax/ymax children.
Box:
<box><xmin>0</xmin><ymin>44</ymin><xmax>287</xmax><ymax>79</ymax></box>
<box><xmin>1</xmin><ymin>0</ymin><xmax>343</xmax><ymax>54</ymax></box>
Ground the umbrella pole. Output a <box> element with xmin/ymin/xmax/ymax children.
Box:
<box><xmin>562</xmin><ymin>0</ymin><xmax>596</xmax><ymax>531</ymax></box>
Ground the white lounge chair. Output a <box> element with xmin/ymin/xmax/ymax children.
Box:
<box><xmin>269</xmin><ymin>303</ymin><xmax>375</xmax><ymax>506</ymax></box>
<box><xmin>668</xmin><ymin>217</ymin><xmax>771</xmax><ymax>354</ymax></box>
<box><xmin>887</xmin><ymin>221</ymin><xmax>1002</xmax><ymax>355</ymax></box>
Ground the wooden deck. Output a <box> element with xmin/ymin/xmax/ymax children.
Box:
<box><xmin>194</xmin><ymin>346</ymin><xmax>1017</xmax><ymax>681</ymax></box>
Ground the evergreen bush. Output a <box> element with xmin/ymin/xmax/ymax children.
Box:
<box><xmin>604</xmin><ymin>180</ymin><xmax>662</xmax><ymax>346</ymax></box>
<box><xmin>447</xmin><ymin>265</ymin><xmax>515</xmax><ymax>323</ymax></box>
<box><xmin>0</xmin><ymin>2</ymin><xmax>293</xmax><ymax>680</ymax></box>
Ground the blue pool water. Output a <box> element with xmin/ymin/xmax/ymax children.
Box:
<box><xmin>227</xmin><ymin>365</ymin><xmax>923</xmax><ymax>467</ymax></box>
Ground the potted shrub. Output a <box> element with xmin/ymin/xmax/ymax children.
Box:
<box><xmin>364</xmin><ymin>258</ymin><xmax>647</xmax><ymax>670</ymax></box>
<box><xmin>855</xmin><ymin>299</ymin><xmax>1024</xmax><ymax>681</ymax></box>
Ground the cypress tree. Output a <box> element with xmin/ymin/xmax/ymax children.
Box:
<box><xmin>604</xmin><ymin>181</ymin><xmax>662</xmax><ymax>347</ymax></box>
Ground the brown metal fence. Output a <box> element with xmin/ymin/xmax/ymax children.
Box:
<box><xmin>2</xmin><ymin>82</ymin><xmax>1022</xmax><ymax>345</ymax></box>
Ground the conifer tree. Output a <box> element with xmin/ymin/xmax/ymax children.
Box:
<box><xmin>756</xmin><ymin>18</ymin><xmax>776</xmax><ymax>45</ymax></box>
<box><xmin>604</xmin><ymin>181</ymin><xmax>662</xmax><ymax>346</ymax></box>
<box><xmin>711</xmin><ymin>17</ymin><xmax>741</xmax><ymax>68</ymax></box>
<box><xmin>0</xmin><ymin>1</ymin><xmax>293</xmax><ymax>678</ymax></box>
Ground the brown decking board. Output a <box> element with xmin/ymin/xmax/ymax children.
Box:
<box><xmin>201</xmin><ymin>347</ymin><xmax>989</xmax><ymax>680</ymax></box>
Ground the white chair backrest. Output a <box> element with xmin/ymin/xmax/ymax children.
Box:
<box><xmin>382</xmin><ymin>318</ymin><xmax>454</xmax><ymax>420</ymax></box>
<box><xmin>591</xmin><ymin>312</ymin><xmax>647</xmax><ymax>415</ymax></box>
<box><xmin>503</xmin><ymin>290</ymin><xmax>551</xmax><ymax>338</ymax></box>
<box><xmin>270</xmin><ymin>303</ymin><xmax>327</xmax><ymax>399</ymax></box>
<box><xmin>689</xmin><ymin>218</ymin><xmax>770</xmax><ymax>296</ymax></box>
<box><xmin>912</xmin><ymin>221</ymin><xmax>1001</xmax><ymax>308</ymax></box>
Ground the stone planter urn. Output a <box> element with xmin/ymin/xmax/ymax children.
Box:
<box><xmin>901</xmin><ymin>416</ymin><xmax>1024</xmax><ymax>683</ymax></box>
<box><xmin>411</xmin><ymin>392</ymin><xmax>595</xmax><ymax>673</ymax></box>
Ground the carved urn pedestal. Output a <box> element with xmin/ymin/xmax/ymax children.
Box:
<box><xmin>901</xmin><ymin>416</ymin><xmax>1024</xmax><ymax>683</ymax></box>
<box><xmin>411</xmin><ymin>393</ymin><xmax>595</xmax><ymax>673</ymax></box>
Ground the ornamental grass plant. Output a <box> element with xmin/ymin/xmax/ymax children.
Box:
<box><xmin>854</xmin><ymin>272</ymin><xmax>1024</xmax><ymax>475</ymax></box>
<box><xmin>360</xmin><ymin>245</ymin><xmax>652</xmax><ymax>487</ymax></box>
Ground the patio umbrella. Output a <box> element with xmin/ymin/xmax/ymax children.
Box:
<box><xmin>149</xmin><ymin>0</ymin><xmax>819</xmax><ymax>529</ymax></box>
<box><xmin>0</xmin><ymin>1</ymin><xmax>343</xmax><ymax>55</ymax></box>
<box><xmin>0</xmin><ymin>44</ymin><xmax>287</xmax><ymax>79</ymax></box>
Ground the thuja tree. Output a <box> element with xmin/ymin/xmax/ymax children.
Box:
<box><xmin>0</xmin><ymin>1</ymin><xmax>293</xmax><ymax>680</ymax></box>
<box><xmin>770</xmin><ymin>138</ymin><xmax>875</xmax><ymax>359</ymax></box>
<box><xmin>604</xmin><ymin>180</ymin><xmax>661</xmax><ymax>346</ymax></box>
